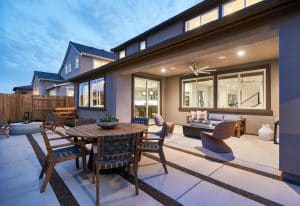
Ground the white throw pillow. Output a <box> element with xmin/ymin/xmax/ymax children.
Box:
<box><xmin>196</xmin><ymin>111</ymin><xmax>207</xmax><ymax>120</ymax></box>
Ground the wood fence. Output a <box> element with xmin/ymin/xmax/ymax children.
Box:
<box><xmin>0</xmin><ymin>94</ymin><xmax>75</xmax><ymax>122</ymax></box>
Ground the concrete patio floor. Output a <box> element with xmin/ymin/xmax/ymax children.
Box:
<box><xmin>0</xmin><ymin>127</ymin><xmax>299</xmax><ymax>206</ymax></box>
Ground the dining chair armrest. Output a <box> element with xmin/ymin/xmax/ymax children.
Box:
<box><xmin>51</xmin><ymin>142</ymin><xmax>76</xmax><ymax>149</ymax></box>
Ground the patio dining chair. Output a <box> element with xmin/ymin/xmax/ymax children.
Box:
<box><xmin>92</xmin><ymin>133</ymin><xmax>140</xmax><ymax>196</ymax></box>
<box><xmin>0</xmin><ymin>115</ymin><xmax>9</xmax><ymax>138</ymax></box>
<box><xmin>42</xmin><ymin>113</ymin><xmax>59</xmax><ymax>132</ymax></box>
<box><xmin>39</xmin><ymin>128</ymin><xmax>88</xmax><ymax>193</ymax></box>
<box><xmin>137</xmin><ymin>122</ymin><xmax>169</xmax><ymax>173</ymax></box>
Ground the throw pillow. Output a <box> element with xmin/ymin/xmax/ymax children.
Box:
<box><xmin>190</xmin><ymin>111</ymin><xmax>197</xmax><ymax>120</ymax></box>
<box><xmin>152</xmin><ymin>113</ymin><xmax>165</xmax><ymax>126</ymax></box>
<box><xmin>196</xmin><ymin>110</ymin><xmax>207</xmax><ymax>120</ymax></box>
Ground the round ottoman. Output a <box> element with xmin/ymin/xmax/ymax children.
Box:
<box><xmin>9</xmin><ymin>122</ymin><xmax>42</xmax><ymax>135</ymax></box>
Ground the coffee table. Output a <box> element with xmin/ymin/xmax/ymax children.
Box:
<box><xmin>183</xmin><ymin>123</ymin><xmax>214</xmax><ymax>139</ymax></box>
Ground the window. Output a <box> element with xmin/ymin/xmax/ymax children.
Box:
<box><xmin>201</xmin><ymin>8</ymin><xmax>219</xmax><ymax>26</ymax></box>
<box><xmin>90</xmin><ymin>78</ymin><xmax>105</xmax><ymax>108</ymax></box>
<box><xmin>79</xmin><ymin>82</ymin><xmax>89</xmax><ymax>107</ymax></box>
<box><xmin>65</xmin><ymin>65</ymin><xmax>68</xmax><ymax>74</ymax></box>
<box><xmin>93</xmin><ymin>59</ymin><xmax>110</xmax><ymax>69</ymax></box>
<box><xmin>218</xmin><ymin>69</ymin><xmax>266</xmax><ymax>109</ymax></box>
<box><xmin>246</xmin><ymin>0</ymin><xmax>263</xmax><ymax>7</ymax></box>
<box><xmin>185</xmin><ymin>16</ymin><xmax>200</xmax><ymax>32</ymax></box>
<box><xmin>222</xmin><ymin>0</ymin><xmax>263</xmax><ymax>16</ymax></box>
<box><xmin>49</xmin><ymin>89</ymin><xmax>56</xmax><ymax>96</ymax></box>
<box><xmin>65</xmin><ymin>63</ymin><xmax>71</xmax><ymax>73</ymax></box>
<box><xmin>119</xmin><ymin>50</ymin><xmax>126</xmax><ymax>59</ymax></box>
<box><xmin>65</xmin><ymin>86</ymin><xmax>74</xmax><ymax>96</ymax></box>
<box><xmin>182</xmin><ymin>77</ymin><xmax>214</xmax><ymax>108</ymax></box>
<box><xmin>75</xmin><ymin>57</ymin><xmax>79</xmax><ymax>69</ymax></box>
<box><xmin>139</xmin><ymin>41</ymin><xmax>146</xmax><ymax>51</ymax></box>
<box><xmin>222</xmin><ymin>0</ymin><xmax>244</xmax><ymax>16</ymax></box>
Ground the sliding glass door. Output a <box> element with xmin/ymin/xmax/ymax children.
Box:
<box><xmin>133</xmin><ymin>77</ymin><xmax>160</xmax><ymax>118</ymax></box>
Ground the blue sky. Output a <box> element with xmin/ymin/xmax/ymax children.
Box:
<box><xmin>0</xmin><ymin>0</ymin><xmax>201</xmax><ymax>93</ymax></box>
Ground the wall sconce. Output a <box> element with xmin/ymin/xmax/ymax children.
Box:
<box><xmin>149</xmin><ymin>90</ymin><xmax>154</xmax><ymax>96</ymax></box>
<box><xmin>142</xmin><ymin>91</ymin><xmax>146</xmax><ymax>96</ymax></box>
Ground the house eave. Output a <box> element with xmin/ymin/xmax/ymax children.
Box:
<box><xmin>69</xmin><ymin>0</ymin><xmax>299</xmax><ymax>82</ymax></box>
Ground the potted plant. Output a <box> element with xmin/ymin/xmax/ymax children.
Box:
<box><xmin>96</xmin><ymin>114</ymin><xmax>119</xmax><ymax>129</ymax></box>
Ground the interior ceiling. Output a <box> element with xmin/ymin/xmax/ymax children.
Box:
<box><xmin>142</xmin><ymin>37</ymin><xmax>278</xmax><ymax>77</ymax></box>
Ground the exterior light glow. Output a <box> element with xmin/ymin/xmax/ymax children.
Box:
<box><xmin>161</xmin><ymin>68</ymin><xmax>166</xmax><ymax>73</ymax></box>
<box><xmin>237</xmin><ymin>50</ymin><xmax>246</xmax><ymax>57</ymax></box>
<box><xmin>218</xmin><ymin>56</ymin><xmax>226</xmax><ymax>59</ymax></box>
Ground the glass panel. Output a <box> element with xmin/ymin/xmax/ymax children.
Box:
<box><xmin>49</xmin><ymin>89</ymin><xmax>56</xmax><ymax>96</ymax></box>
<box><xmin>223</xmin><ymin>0</ymin><xmax>245</xmax><ymax>16</ymax></box>
<box><xmin>134</xmin><ymin>78</ymin><xmax>147</xmax><ymax>117</ymax></box>
<box><xmin>119</xmin><ymin>50</ymin><xmax>126</xmax><ymax>59</ymax></box>
<box><xmin>140</xmin><ymin>41</ymin><xmax>146</xmax><ymax>50</ymax></box>
<box><xmin>66</xmin><ymin>86</ymin><xmax>74</xmax><ymax>97</ymax></box>
<box><xmin>185</xmin><ymin>16</ymin><xmax>200</xmax><ymax>31</ymax></box>
<box><xmin>246</xmin><ymin>0</ymin><xmax>263</xmax><ymax>7</ymax></box>
<box><xmin>134</xmin><ymin>78</ymin><xmax>160</xmax><ymax>118</ymax></box>
<box><xmin>239</xmin><ymin>71</ymin><xmax>265</xmax><ymax>109</ymax></box>
<box><xmin>147</xmin><ymin>79</ymin><xmax>160</xmax><ymax>118</ymax></box>
<box><xmin>182</xmin><ymin>77</ymin><xmax>214</xmax><ymax>108</ymax></box>
<box><xmin>79</xmin><ymin>82</ymin><xmax>89</xmax><ymax>107</ymax></box>
<box><xmin>218</xmin><ymin>74</ymin><xmax>239</xmax><ymax>108</ymax></box>
<box><xmin>90</xmin><ymin>78</ymin><xmax>105</xmax><ymax>108</ymax></box>
<box><xmin>201</xmin><ymin>8</ymin><xmax>219</xmax><ymax>25</ymax></box>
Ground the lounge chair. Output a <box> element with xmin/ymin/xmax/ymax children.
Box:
<box><xmin>200</xmin><ymin>121</ymin><xmax>236</xmax><ymax>153</ymax></box>
<box><xmin>0</xmin><ymin>115</ymin><xmax>9</xmax><ymax>138</ymax></box>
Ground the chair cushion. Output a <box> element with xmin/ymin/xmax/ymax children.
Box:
<box><xmin>100</xmin><ymin>156</ymin><xmax>133</xmax><ymax>170</ymax></box>
<box><xmin>54</xmin><ymin>146</ymin><xmax>85</xmax><ymax>159</ymax></box>
<box><xmin>223</xmin><ymin>114</ymin><xmax>242</xmax><ymax>121</ymax></box>
<box><xmin>140</xmin><ymin>142</ymin><xmax>160</xmax><ymax>150</ymax></box>
<box><xmin>210</xmin><ymin>120</ymin><xmax>223</xmax><ymax>126</ymax></box>
<box><xmin>208</xmin><ymin>113</ymin><xmax>224</xmax><ymax>121</ymax></box>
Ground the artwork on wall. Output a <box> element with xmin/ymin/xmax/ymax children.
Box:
<box><xmin>228</xmin><ymin>94</ymin><xmax>238</xmax><ymax>107</ymax></box>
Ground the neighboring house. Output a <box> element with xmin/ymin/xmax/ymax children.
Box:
<box><xmin>13</xmin><ymin>85</ymin><xmax>32</xmax><ymax>95</ymax></box>
<box><xmin>46</xmin><ymin>41</ymin><xmax>116</xmax><ymax>96</ymax></box>
<box><xmin>27</xmin><ymin>42</ymin><xmax>116</xmax><ymax>96</ymax></box>
<box><xmin>32</xmin><ymin>71</ymin><xmax>64</xmax><ymax>95</ymax></box>
<box><xmin>68</xmin><ymin>0</ymin><xmax>300</xmax><ymax>184</ymax></box>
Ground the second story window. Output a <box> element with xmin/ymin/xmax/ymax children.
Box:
<box><xmin>75</xmin><ymin>57</ymin><xmax>79</xmax><ymax>69</ymax></box>
<box><xmin>185</xmin><ymin>16</ymin><xmax>200</xmax><ymax>32</ymax></box>
<box><xmin>222</xmin><ymin>0</ymin><xmax>263</xmax><ymax>17</ymax></box>
<box><xmin>119</xmin><ymin>50</ymin><xmax>126</xmax><ymax>59</ymax></box>
<box><xmin>65</xmin><ymin>63</ymin><xmax>71</xmax><ymax>74</ymax></box>
<box><xmin>139</xmin><ymin>41</ymin><xmax>146</xmax><ymax>51</ymax></box>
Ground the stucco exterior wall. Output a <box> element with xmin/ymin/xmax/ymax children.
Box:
<box><xmin>163</xmin><ymin>60</ymin><xmax>279</xmax><ymax>135</ymax></box>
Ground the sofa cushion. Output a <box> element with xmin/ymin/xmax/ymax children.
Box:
<box><xmin>209</xmin><ymin>120</ymin><xmax>223</xmax><ymax>126</ymax></box>
<box><xmin>152</xmin><ymin>113</ymin><xmax>165</xmax><ymax>126</ymax></box>
<box><xmin>223</xmin><ymin>114</ymin><xmax>242</xmax><ymax>121</ymax></box>
<box><xmin>208</xmin><ymin>113</ymin><xmax>224</xmax><ymax>121</ymax></box>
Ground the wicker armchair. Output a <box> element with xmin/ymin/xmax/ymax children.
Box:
<box><xmin>0</xmin><ymin>115</ymin><xmax>9</xmax><ymax>138</ymax></box>
<box><xmin>200</xmin><ymin>121</ymin><xmax>236</xmax><ymax>153</ymax></box>
<box><xmin>39</xmin><ymin>128</ymin><xmax>88</xmax><ymax>192</ymax></box>
<box><xmin>138</xmin><ymin>122</ymin><xmax>169</xmax><ymax>173</ymax></box>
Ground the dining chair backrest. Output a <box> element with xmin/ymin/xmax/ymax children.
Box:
<box><xmin>99</xmin><ymin>133</ymin><xmax>137</xmax><ymax>162</ymax></box>
<box><xmin>0</xmin><ymin>115</ymin><xmax>8</xmax><ymax>127</ymax></box>
<box><xmin>213</xmin><ymin>121</ymin><xmax>236</xmax><ymax>139</ymax></box>
<box><xmin>131</xmin><ymin>117</ymin><xmax>149</xmax><ymax>126</ymax></box>
<box><xmin>159</xmin><ymin>122</ymin><xmax>169</xmax><ymax>143</ymax></box>
<box><xmin>45</xmin><ymin>113</ymin><xmax>59</xmax><ymax>124</ymax></box>
<box><xmin>40</xmin><ymin>128</ymin><xmax>55</xmax><ymax>156</ymax></box>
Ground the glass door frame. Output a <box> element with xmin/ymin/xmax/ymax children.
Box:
<box><xmin>132</xmin><ymin>75</ymin><xmax>162</xmax><ymax>119</ymax></box>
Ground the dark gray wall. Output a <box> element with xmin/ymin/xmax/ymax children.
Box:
<box><xmin>126</xmin><ymin>42</ymin><xmax>139</xmax><ymax>56</ymax></box>
<box><xmin>279</xmin><ymin>12</ymin><xmax>300</xmax><ymax>182</ymax></box>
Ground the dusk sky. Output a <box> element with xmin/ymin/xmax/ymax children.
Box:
<box><xmin>0</xmin><ymin>0</ymin><xmax>201</xmax><ymax>93</ymax></box>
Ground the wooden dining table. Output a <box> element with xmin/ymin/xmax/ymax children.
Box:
<box><xmin>65</xmin><ymin>122</ymin><xmax>148</xmax><ymax>206</ymax></box>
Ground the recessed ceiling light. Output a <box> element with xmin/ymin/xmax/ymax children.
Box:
<box><xmin>161</xmin><ymin>68</ymin><xmax>166</xmax><ymax>73</ymax></box>
<box><xmin>170</xmin><ymin>67</ymin><xmax>176</xmax><ymax>70</ymax></box>
<box><xmin>218</xmin><ymin>56</ymin><xmax>226</xmax><ymax>59</ymax></box>
<box><xmin>237</xmin><ymin>50</ymin><xmax>246</xmax><ymax>57</ymax></box>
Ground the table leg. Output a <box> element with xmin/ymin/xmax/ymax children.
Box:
<box><xmin>95</xmin><ymin>139</ymin><xmax>100</xmax><ymax>206</ymax></box>
<box><xmin>74</xmin><ymin>137</ymin><xmax>79</xmax><ymax>168</ymax></box>
<box><xmin>88</xmin><ymin>147</ymin><xmax>94</xmax><ymax>171</ymax></box>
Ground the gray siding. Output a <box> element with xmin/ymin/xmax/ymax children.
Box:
<box><xmin>126</xmin><ymin>42</ymin><xmax>139</xmax><ymax>56</ymax></box>
<box><xmin>59</xmin><ymin>45</ymin><xmax>81</xmax><ymax>80</ymax></box>
<box><xmin>147</xmin><ymin>21</ymin><xmax>183</xmax><ymax>47</ymax></box>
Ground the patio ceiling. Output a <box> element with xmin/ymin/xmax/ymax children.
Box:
<box><xmin>121</xmin><ymin>28</ymin><xmax>278</xmax><ymax>77</ymax></box>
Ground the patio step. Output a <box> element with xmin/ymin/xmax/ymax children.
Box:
<box><xmin>143</xmin><ymin>146</ymin><xmax>300</xmax><ymax>206</ymax></box>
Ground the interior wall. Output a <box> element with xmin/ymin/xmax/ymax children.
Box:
<box><xmin>164</xmin><ymin>60</ymin><xmax>279</xmax><ymax>135</ymax></box>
